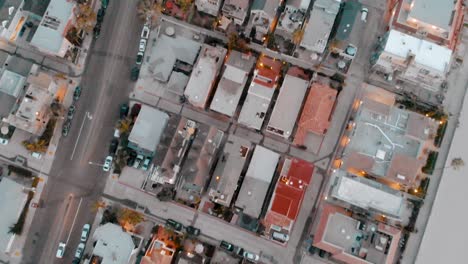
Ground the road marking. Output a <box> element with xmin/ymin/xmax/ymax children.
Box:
<box><xmin>66</xmin><ymin>197</ymin><xmax>83</xmax><ymax>244</ymax></box>
<box><xmin>70</xmin><ymin>112</ymin><xmax>91</xmax><ymax>160</ymax></box>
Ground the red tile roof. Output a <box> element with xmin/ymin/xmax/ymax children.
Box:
<box><xmin>253</xmin><ymin>56</ymin><xmax>282</xmax><ymax>88</ymax></box>
<box><xmin>313</xmin><ymin>204</ymin><xmax>349</xmax><ymax>254</ymax></box>
<box><xmin>294</xmin><ymin>83</ymin><xmax>337</xmax><ymax>145</ymax></box>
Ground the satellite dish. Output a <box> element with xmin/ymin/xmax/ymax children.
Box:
<box><xmin>1</xmin><ymin>126</ymin><xmax>8</xmax><ymax>135</ymax></box>
<box><xmin>8</xmin><ymin>7</ymin><xmax>15</xmax><ymax>16</ymax></box>
<box><xmin>165</xmin><ymin>26</ymin><xmax>175</xmax><ymax>36</ymax></box>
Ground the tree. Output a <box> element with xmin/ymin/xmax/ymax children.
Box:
<box><xmin>91</xmin><ymin>200</ymin><xmax>107</xmax><ymax>213</ymax></box>
<box><xmin>137</xmin><ymin>0</ymin><xmax>161</xmax><ymax>27</ymax></box>
<box><xmin>451</xmin><ymin>158</ymin><xmax>465</xmax><ymax>170</ymax></box>
<box><xmin>118</xmin><ymin>208</ymin><xmax>144</xmax><ymax>226</ymax></box>
<box><xmin>116</xmin><ymin>118</ymin><xmax>132</xmax><ymax>134</ymax></box>
<box><xmin>177</xmin><ymin>0</ymin><xmax>192</xmax><ymax>12</ymax></box>
<box><xmin>66</xmin><ymin>26</ymin><xmax>83</xmax><ymax>46</ymax></box>
<box><xmin>74</xmin><ymin>3</ymin><xmax>97</xmax><ymax>33</ymax></box>
<box><xmin>292</xmin><ymin>28</ymin><xmax>304</xmax><ymax>45</ymax></box>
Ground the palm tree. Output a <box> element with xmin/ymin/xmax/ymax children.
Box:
<box><xmin>137</xmin><ymin>0</ymin><xmax>162</xmax><ymax>27</ymax></box>
<box><xmin>74</xmin><ymin>3</ymin><xmax>97</xmax><ymax>33</ymax></box>
<box><xmin>292</xmin><ymin>28</ymin><xmax>305</xmax><ymax>45</ymax></box>
<box><xmin>451</xmin><ymin>158</ymin><xmax>465</xmax><ymax>170</ymax></box>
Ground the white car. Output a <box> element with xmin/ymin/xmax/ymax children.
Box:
<box><xmin>139</xmin><ymin>39</ymin><xmax>147</xmax><ymax>52</ymax></box>
<box><xmin>75</xmin><ymin>243</ymin><xmax>85</xmax><ymax>259</ymax></box>
<box><xmin>243</xmin><ymin>251</ymin><xmax>260</xmax><ymax>262</ymax></box>
<box><xmin>103</xmin><ymin>156</ymin><xmax>113</xmax><ymax>172</ymax></box>
<box><xmin>0</xmin><ymin>138</ymin><xmax>8</xmax><ymax>145</ymax></box>
<box><xmin>141</xmin><ymin>25</ymin><xmax>150</xmax><ymax>39</ymax></box>
<box><xmin>56</xmin><ymin>242</ymin><xmax>66</xmax><ymax>258</ymax></box>
<box><xmin>81</xmin><ymin>224</ymin><xmax>91</xmax><ymax>242</ymax></box>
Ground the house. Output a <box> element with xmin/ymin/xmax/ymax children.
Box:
<box><xmin>263</xmin><ymin>158</ymin><xmax>314</xmax><ymax>237</ymax></box>
<box><xmin>128</xmin><ymin>105</ymin><xmax>169</xmax><ymax>157</ymax></box>
<box><xmin>184</xmin><ymin>44</ymin><xmax>227</xmax><ymax>109</ymax></box>
<box><xmin>371</xmin><ymin>29</ymin><xmax>452</xmax><ymax>92</ymax></box>
<box><xmin>276</xmin><ymin>0</ymin><xmax>311</xmax><ymax>36</ymax></box>
<box><xmin>89</xmin><ymin>223</ymin><xmax>139</xmax><ymax>264</ymax></box>
<box><xmin>388</xmin><ymin>0</ymin><xmax>465</xmax><ymax>50</ymax></box>
<box><xmin>266</xmin><ymin>67</ymin><xmax>309</xmax><ymax>139</ymax></box>
<box><xmin>330</xmin><ymin>0</ymin><xmax>361</xmax><ymax>56</ymax></box>
<box><xmin>30</xmin><ymin>0</ymin><xmax>75</xmax><ymax>57</ymax></box>
<box><xmin>237</xmin><ymin>56</ymin><xmax>281</xmax><ymax>130</ymax></box>
<box><xmin>293</xmin><ymin>82</ymin><xmax>337</xmax><ymax>146</ymax></box>
<box><xmin>195</xmin><ymin>0</ymin><xmax>223</xmax><ymax>17</ymax></box>
<box><xmin>300</xmin><ymin>0</ymin><xmax>341</xmax><ymax>55</ymax></box>
<box><xmin>313</xmin><ymin>203</ymin><xmax>401</xmax><ymax>264</ymax></box>
<box><xmin>248</xmin><ymin>0</ymin><xmax>281</xmax><ymax>41</ymax></box>
<box><xmin>235</xmin><ymin>146</ymin><xmax>280</xmax><ymax>219</ymax></box>
<box><xmin>341</xmin><ymin>84</ymin><xmax>438</xmax><ymax>189</ymax></box>
<box><xmin>221</xmin><ymin>0</ymin><xmax>250</xmax><ymax>25</ymax></box>
<box><xmin>141</xmin><ymin>225</ymin><xmax>181</xmax><ymax>264</ymax></box>
<box><xmin>208</xmin><ymin>134</ymin><xmax>252</xmax><ymax>206</ymax></box>
<box><xmin>210</xmin><ymin>51</ymin><xmax>256</xmax><ymax>117</ymax></box>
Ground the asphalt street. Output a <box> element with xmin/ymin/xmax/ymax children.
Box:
<box><xmin>21</xmin><ymin>1</ymin><xmax>142</xmax><ymax>263</ymax></box>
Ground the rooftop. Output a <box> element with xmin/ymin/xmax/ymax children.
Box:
<box><xmin>0</xmin><ymin>69</ymin><xmax>26</xmax><ymax>98</ymax></box>
<box><xmin>408</xmin><ymin>0</ymin><xmax>454</xmax><ymax>31</ymax></box>
<box><xmin>210</xmin><ymin>51</ymin><xmax>256</xmax><ymax>117</ymax></box>
<box><xmin>294</xmin><ymin>82</ymin><xmax>337</xmax><ymax>145</ymax></box>
<box><xmin>0</xmin><ymin>178</ymin><xmax>28</xmax><ymax>252</ymax></box>
<box><xmin>184</xmin><ymin>44</ymin><xmax>226</xmax><ymax>109</ymax></box>
<box><xmin>92</xmin><ymin>223</ymin><xmax>136</xmax><ymax>264</ymax></box>
<box><xmin>30</xmin><ymin>0</ymin><xmax>74</xmax><ymax>56</ymax></box>
<box><xmin>222</xmin><ymin>0</ymin><xmax>249</xmax><ymax>22</ymax></box>
<box><xmin>253</xmin><ymin>56</ymin><xmax>282</xmax><ymax>88</ymax></box>
<box><xmin>23</xmin><ymin>0</ymin><xmax>51</xmax><ymax>17</ymax></box>
<box><xmin>128</xmin><ymin>105</ymin><xmax>169</xmax><ymax>154</ymax></box>
<box><xmin>251</xmin><ymin>0</ymin><xmax>280</xmax><ymax>17</ymax></box>
<box><xmin>266</xmin><ymin>70</ymin><xmax>309</xmax><ymax>139</ymax></box>
<box><xmin>264</xmin><ymin>158</ymin><xmax>314</xmax><ymax>230</ymax></box>
<box><xmin>235</xmin><ymin>146</ymin><xmax>280</xmax><ymax>218</ymax></box>
<box><xmin>314</xmin><ymin>204</ymin><xmax>401</xmax><ymax>264</ymax></box>
<box><xmin>0</xmin><ymin>0</ymin><xmax>24</xmax><ymax>30</ymax></box>
<box><xmin>334</xmin><ymin>0</ymin><xmax>361</xmax><ymax>42</ymax></box>
<box><xmin>141</xmin><ymin>225</ymin><xmax>178</xmax><ymax>264</ymax></box>
<box><xmin>209</xmin><ymin>134</ymin><xmax>252</xmax><ymax>206</ymax></box>
<box><xmin>149</xmin><ymin>33</ymin><xmax>201</xmax><ymax>83</ymax></box>
<box><xmin>331</xmin><ymin>172</ymin><xmax>404</xmax><ymax>218</ymax></box>
<box><xmin>300</xmin><ymin>0</ymin><xmax>340</xmax><ymax>53</ymax></box>
<box><xmin>384</xmin><ymin>29</ymin><xmax>452</xmax><ymax>73</ymax></box>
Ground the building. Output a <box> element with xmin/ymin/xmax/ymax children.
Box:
<box><xmin>248</xmin><ymin>0</ymin><xmax>281</xmax><ymax>41</ymax></box>
<box><xmin>141</xmin><ymin>225</ymin><xmax>180</xmax><ymax>264</ymax></box>
<box><xmin>330</xmin><ymin>0</ymin><xmax>360</xmax><ymax>56</ymax></box>
<box><xmin>371</xmin><ymin>29</ymin><xmax>452</xmax><ymax>91</ymax></box>
<box><xmin>263</xmin><ymin>158</ymin><xmax>314</xmax><ymax>237</ymax></box>
<box><xmin>293</xmin><ymin>82</ymin><xmax>337</xmax><ymax>146</ymax></box>
<box><xmin>237</xmin><ymin>56</ymin><xmax>281</xmax><ymax>130</ymax></box>
<box><xmin>300</xmin><ymin>0</ymin><xmax>341</xmax><ymax>55</ymax></box>
<box><xmin>208</xmin><ymin>135</ymin><xmax>252</xmax><ymax>207</ymax></box>
<box><xmin>266</xmin><ymin>67</ymin><xmax>309</xmax><ymax>139</ymax></box>
<box><xmin>221</xmin><ymin>0</ymin><xmax>250</xmax><ymax>25</ymax></box>
<box><xmin>184</xmin><ymin>44</ymin><xmax>227</xmax><ymax>109</ymax></box>
<box><xmin>30</xmin><ymin>0</ymin><xmax>75</xmax><ymax>57</ymax></box>
<box><xmin>313</xmin><ymin>204</ymin><xmax>401</xmax><ymax>264</ymax></box>
<box><xmin>330</xmin><ymin>170</ymin><xmax>405</xmax><ymax>219</ymax></box>
<box><xmin>235</xmin><ymin>146</ymin><xmax>280</xmax><ymax>218</ymax></box>
<box><xmin>89</xmin><ymin>223</ymin><xmax>138</xmax><ymax>264</ymax></box>
<box><xmin>195</xmin><ymin>0</ymin><xmax>223</xmax><ymax>16</ymax></box>
<box><xmin>128</xmin><ymin>105</ymin><xmax>169</xmax><ymax>157</ymax></box>
<box><xmin>210</xmin><ymin>51</ymin><xmax>255</xmax><ymax>117</ymax></box>
<box><xmin>276</xmin><ymin>0</ymin><xmax>311</xmax><ymax>35</ymax></box>
<box><xmin>342</xmin><ymin>85</ymin><xmax>437</xmax><ymax>189</ymax></box>
<box><xmin>388</xmin><ymin>0</ymin><xmax>464</xmax><ymax>50</ymax></box>
<box><xmin>0</xmin><ymin>178</ymin><xmax>28</xmax><ymax>254</ymax></box>
<box><xmin>0</xmin><ymin>53</ymin><xmax>29</xmax><ymax>120</ymax></box>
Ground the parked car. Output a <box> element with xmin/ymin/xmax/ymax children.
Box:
<box><xmin>56</xmin><ymin>242</ymin><xmax>66</xmax><ymax>258</ymax></box>
<box><xmin>73</xmin><ymin>86</ymin><xmax>81</xmax><ymax>101</ymax></box>
<box><xmin>220</xmin><ymin>241</ymin><xmax>234</xmax><ymax>252</ymax></box>
<box><xmin>243</xmin><ymin>251</ymin><xmax>259</xmax><ymax>262</ymax></box>
<box><xmin>127</xmin><ymin>151</ymin><xmax>136</xmax><ymax>166</ymax></box>
<box><xmin>361</xmin><ymin>7</ymin><xmax>369</xmax><ymax>22</ymax></box>
<box><xmin>235</xmin><ymin>247</ymin><xmax>244</xmax><ymax>256</ymax></box>
<box><xmin>120</xmin><ymin>103</ymin><xmax>129</xmax><ymax>118</ymax></box>
<box><xmin>114</xmin><ymin>128</ymin><xmax>121</xmax><ymax>138</ymax></box>
<box><xmin>166</xmin><ymin>219</ymin><xmax>183</xmax><ymax>231</ymax></box>
<box><xmin>136</xmin><ymin>51</ymin><xmax>144</xmax><ymax>65</ymax></box>
<box><xmin>62</xmin><ymin>120</ymin><xmax>71</xmax><ymax>136</ymax></box>
<box><xmin>0</xmin><ymin>137</ymin><xmax>8</xmax><ymax>145</ymax></box>
<box><xmin>97</xmin><ymin>8</ymin><xmax>105</xmax><ymax>23</ymax></box>
<box><xmin>141</xmin><ymin>25</ymin><xmax>150</xmax><ymax>39</ymax></box>
<box><xmin>139</xmin><ymin>39</ymin><xmax>147</xmax><ymax>52</ymax></box>
<box><xmin>130</xmin><ymin>66</ymin><xmax>140</xmax><ymax>81</ymax></box>
<box><xmin>103</xmin><ymin>156</ymin><xmax>113</xmax><ymax>172</ymax></box>
<box><xmin>81</xmin><ymin>224</ymin><xmax>91</xmax><ymax>242</ymax></box>
<box><xmin>130</xmin><ymin>103</ymin><xmax>142</xmax><ymax>119</ymax></box>
<box><xmin>186</xmin><ymin>226</ymin><xmax>200</xmax><ymax>236</ymax></box>
<box><xmin>272</xmin><ymin>231</ymin><xmax>289</xmax><ymax>243</ymax></box>
<box><xmin>133</xmin><ymin>154</ymin><xmax>144</xmax><ymax>168</ymax></box>
<box><xmin>75</xmin><ymin>243</ymin><xmax>85</xmax><ymax>259</ymax></box>
<box><xmin>67</xmin><ymin>105</ymin><xmax>76</xmax><ymax>120</ymax></box>
<box><xmin>93</xmin><ymin>24</ymin><xmax>101</xmax><ymax>39</ymax></box>
<box><xmin>109</xmin><ymin>139</ymin><xmax>118</xmax><ymax>155</ymax></box>
<box><xmin>141</xmin><ymin>157</ymin><xmax>152</xmax><ymax>171</ymax></box>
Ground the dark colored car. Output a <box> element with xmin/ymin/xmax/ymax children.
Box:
<box><xmin>109</xmin><ymin>139</ymin><xmax>118</xmax><ymax>155</ymax></box>
<box><xmin>120</xmin><ymin>103</ymin><xmax>129</xmax><ymax>119</ymax></box>
<box><xmin>73</xmin><ymin>86</ymin><xmax>81</xmax><ymax>101</ymax></box>
<box><xmin>130</xmin><ymin>103</ymin><xmax>141</xmax><ymax>119</ymax></box>
<box><xmin>220</xmin><ymin>241</ymin><xmax>234</xmax><ymax>252</ymax></box>
<box><xmin>97</xmin><ymin>8</ymin><xmax>105</xmax><ymax>23</ymax></box>
<box><xmin>186</xmin><ymin>226</ymin><xmax>200</xmax><ymax>236</ymax></box>
<box><xmin>127</xmin><ymin>151</ymin><xmax>137</xmax><ymax>166</ymax></box>
<box><xmin>130</xmin><ymin>67</ymin><xmax>140</xmax><ymax>81</ymax></box>
<box><xmin>67</xmin><ymin>105</ymin><xmax>76</xmax><ymax>120</ymax></box>
<box><xmin>62</xmin><ymin>120</ymin><xmax>71</xmax><ymax>136</ymax></box>
<box><xmin>136</xmin><ymin>52</ymin><xmax>144</xmax><ymax>65</ymax></box>
<box><xmin>93</xmin><ymin>24</ymin><xmax>101</xmax><ymax>39</ymax></box>
<box><xmin>166</xmin><ymin>219</ymin><xmax>183</xmax><ymax>231</ymax></box>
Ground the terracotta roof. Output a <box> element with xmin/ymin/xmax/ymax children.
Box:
<box><xmin>313</xmin><ymin>203</ymin><xmax>349</xmax><ymax>254</ymax></box>
<box><xmin>253</xmin><ymin>56</ymin><xmax>282</xmax><ymax>88</ymax></box>
<box><xmin>406</xmin><ymin>112</ymin><xmax>431</xmax><ymax>140</ymax></box>
<box><xmin>294</xmin><ymin>83</ymin><xmax>337</xmax><ymax>145</ymax></box>
<box><xmin>386</xmin><ymin>154</ymin><xmax>423</xmax><ymax>186</ymax></box>
<box><xmin>343</xmin><ymin>152</ymin><xmax>375</xmax><ymax>171</ymax></box>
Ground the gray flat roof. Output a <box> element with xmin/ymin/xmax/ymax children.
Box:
<box><xmin>92</xmin><ymin>223</ymin><xmax>135</xmax><ymax>264</ymax></box>
<box><xmin>0</xmin><ymin>178</ymin><xmax>27</xmax><ymax>251</ymax></box>
<box><xmin>266</xmin><ymin>74</ymin><xmax>309</xmax><ymax>139</ymax></box>
<box><xmin>238</xmin><ymin>82</ymin><xmax>275</xmax><ymax>130</ymax></box>
<box><xmin>235</xmin><ymin>146</ymin><xmax>279</xmax><ymax>218</ymax></box>
<box><xmin>210</xmin><ymin>51</ymin><xmax>255</xmax><ymax>117</ymax></box>
<box><xmin>0</xmin><ymin>70</ymin><xmax>26</xmax><ymax>97</ymax></box>
<box><xmin>409</xmin><ymin>0</ymin><xmax>454</xmax><ymax>31</ymax></box>
<box><xmin>129</xmin><ymin>105</ymin><xmax>169</xmax><ymax>153</ymax></box>
<box><xmin>209</xmin><ymin>134</ymin><xmax>252</xmax><ymax>206</ymax></box>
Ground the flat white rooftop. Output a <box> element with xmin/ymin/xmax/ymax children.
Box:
<box><xmin>0</xmin><ymin>178</ymin><xmax>27</xmax><ymax>252</ymax></box>
<box><xmin>128</xmin><ymin>105</ymin><xmax>169</xmax><ymax>153</ymax></box>
<box><xmin>409</xmin><ymin>0</ymin><xmax>454</xmax><ymax>31</ymax></box>
<box><xmin>385</xmin><ymin>29</ymin><xmax>452</xmax><ymax>73</ymax></box>
<box><xmin>238</xmin><ymin>82</ymin><xmax>275</xmax><ymax>130</ymax></box>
